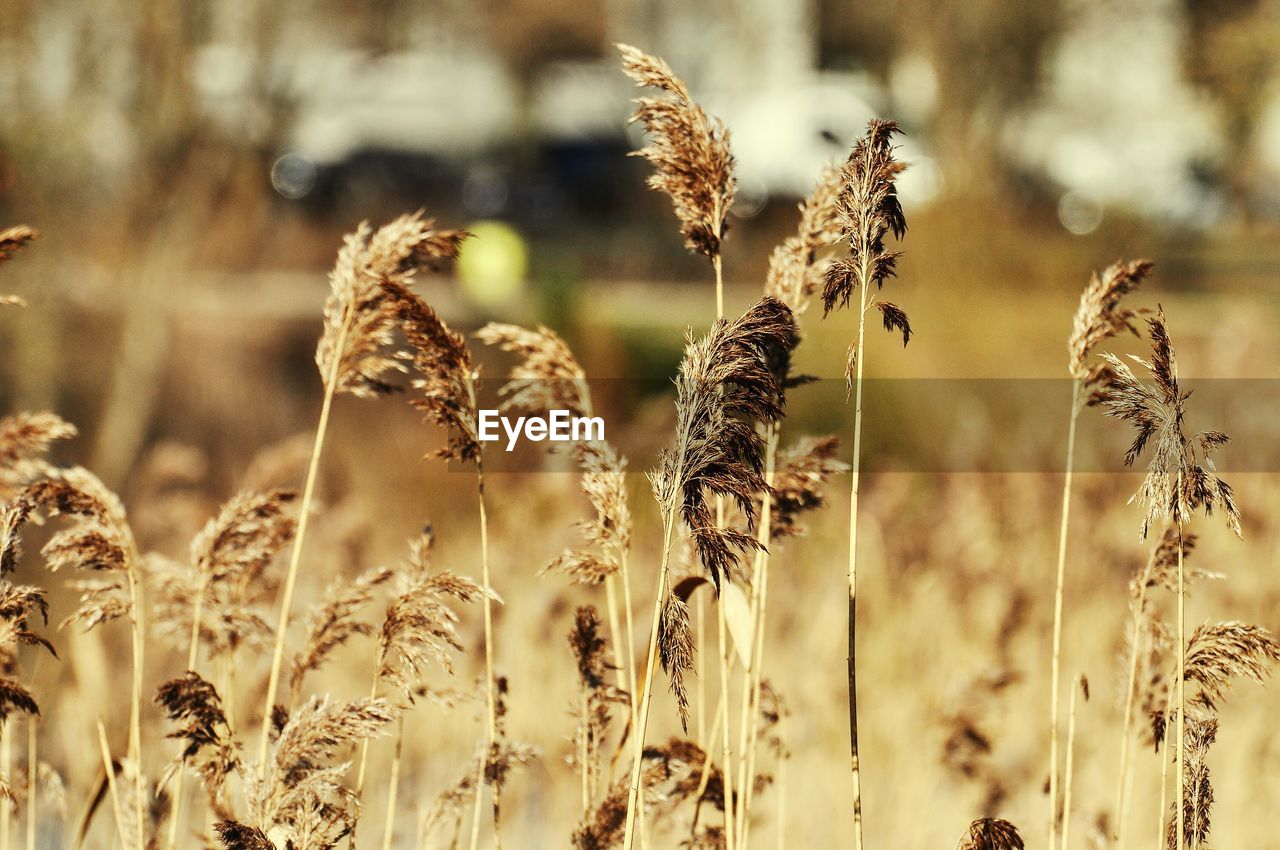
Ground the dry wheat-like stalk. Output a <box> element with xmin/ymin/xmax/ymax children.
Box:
<box><xmin>818</xmin><ymin>120</ymin><xmax>911</xmax><ymax>850</ymax></box>
<box><xmin>1115</xmin><ymin>524</ymin><xmax>1191</xmax><ymax>847</ymax></box>
<box><xmin>734</xmin><ymin>161</ymin><xmax>849</xmax><ymax>850</ymax></box>
<box><xmin>618</xmin><ymin>44</ymin><xmax>735</xmax><ymax>270</ymax></box>
<box><xmin>378</xmin><ymin>280</ymin><xmax>506</xmax><ymax>850</ymax></box>
<box><xmin>154</xmin><ymin>670</ymin><xmax>238</xmax><ymax>812</ymax></box>
<box><xmin>1056</xmin><ymin>260</ymin><xmax>1153</xmax><ymax>848</ymax></box>
<box><xmin>568</xmin><ymin>606</ymin><xmax>629</xmax><ymax>809</ymax></box>
<box><xmin>479</xmin><ymin>324</ymin><xmax>638</xmax><ymax>730</ymax></box>
<box><xmin>474</xmin><ymin>323</ymin><xmax>592</xmax><ymax>417</ymax></box>
<box><xmin>1182</xmin><ymin>621</ymin><xmax>1280</xmax><ymax>712</ymax></box>
<box><xmin>152</xmin><ymin>490</ymin><xmax>297</xmax><ymax>664</ymax></box>
<box><xmin>6</xmin><ymin>469</ymin><xmax>150</xmax><ymax>847</ymax></box>
<box><xmin>1101</xmin><ymin>309</ymin><xmax>1242</xmax><ymax>850</ymax></box>
<box><xmin>375</xmin><ymin>535</ymin><xmax>494</xmax><ymax>699</ymax></box>
<box><xmin>767</xmin><ymin>436</ymin><xmax>848</xmax><ymax>541</ymax></box>
<box><xmin>350</xmin><ymin>533</ymin><xmax>492</xmax><ymax>850</ymax></box>
<box><xmin>623</xmin><ymin>297</ymin><xmax>795</xmax><ymax>850</ymax></box>
<box><xmin>1165</xmin><ymin>713</ymin><xmax>1216</xmax><ymax>850</ymax></box>
<box><xmin>258</xmin><ymin>215</ymin><xmax>467</xmax><ymax>781</ymax></box>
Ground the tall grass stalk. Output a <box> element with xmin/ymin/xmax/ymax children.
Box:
<box><xmin>257</xmin><ymin>315</ymin><xmax>346</xmax><ymax>775</ymax></box>
<box><xmin>24</xmin><ymin>718</ymin><xmax>34</xmax><ymax>850</ymax></box>
<box><xmin>1048</xmin><ymin>381</ymin><xmax>1081</xmax><ymax>850</ymax></box>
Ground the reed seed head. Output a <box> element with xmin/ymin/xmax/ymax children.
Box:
<box><xmin>1101</xmin><ymin>309</ymin><xmax>1241</xmax><ymax>539</ymax></box>
<box><xmin>380</xmin><ymin>278</ymin><xmax>481</xmax><ymax>464</ymax></box>
<box><xmin>618</xmin><ymin>44</ymin><xmax>735</xmax><ymax>261</ymax></box>
<box><xmin>1068</xmin><ymin>260</ymin><xmax>1152</xmax><ymax>381</ymax></box>
<box><xmin>316</xmin><ymin>214</ymin><xmax>469</xmax><ymax>398</ymax></box>
<box><xmin>652</xmin><ymin>297</ymin><xmax>798</xmax><ymax>587</ymax></box>
<box><xmin>822</xmin><ymin>120</ymin><xmax>907</xmax><ymax>317</ymax></box>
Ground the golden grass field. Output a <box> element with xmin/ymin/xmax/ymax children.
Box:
<box><xmin>3</xmin><ymin>41</ymin><xmax>1280</xmax><ymax>850</ymax></box>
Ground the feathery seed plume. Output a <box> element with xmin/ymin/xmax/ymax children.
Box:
<box><xmin>1101</xmin><ymin>309</ymin><xmax>1241</xmax><ymax>539</ymax></box>
<box><xmin>316</xmin><ymin>213</ymin><xmax>469</xmax><ymax>398</ymax></box>
<box><xmin>380</xmin><ymin>278</ymin><xmax>480</xmax><ymax>463</ymax></box>
<box><xmin>619</xmin><ymin>44</ymin><xmax>735</xmax><ymax>261</ymax></box>
<box><xmin>651</xmin><ymin>297</ymin><xmax>798</xmax><ymax>588</ymax></box>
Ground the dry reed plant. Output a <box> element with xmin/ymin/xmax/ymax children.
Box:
<box><xmin>617</xmin><ymin>44</ymin><xmax>735</xmax><ymax>311</ymax></box>
<box><xmin>1101</xmin><ymin>308</ymin><xmax>1243</xmax><ymax>850</ymax></box>
<box><xmin>620</xmin><ymin>297</ymin><xmax>796</xmax><ymax>850</ymax></box>
<box><xmin>257</xmin><ymin>214</ymin><xmax>467</xmax><ymax>787</ymax></box>
<box><xmin>730</xmin><ymin>158</ymin><xmax>846</xmax><ymax>850</ymax></box>
<box><xmin>376</xmin><ymin>278</ymin><xmax>510</xmax><ymax>850</ymax></box>
<box><xmin>1055</xmin><ymin>259</ymin><xmax>1151</xmax><ymax>848</ymax></box>
<box><xmin>619</xmin><ymin>43</ymin><xmax>750</xmax><ymax>850</ymax></box>
<box><xmin>4</xmin><ymin>469</ymin><xmax>150</xmax><ymax>849</ymax></box>
<box><xmin>151</xmin><ymin>488</ymin><xmax>297</xmax><ymax>849</ymax></box>
<box><xmin>819</xmin><ymin>119</ymin><xmax>910</xmax><ymax>849</ymax></box>
<box><xmin>1113</xmin><ymin>525</ymin><xmax>1190</xmax><ymax>849</ymax></box>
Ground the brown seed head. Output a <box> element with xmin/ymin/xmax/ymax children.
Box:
<box><xmin>316</xmin><ymin>213</ymin><xmax>469</xmax><ymax>398</ymax></box>
<box><xmin>618</xmin><ymin>44</ymin><xmax>735</xmax><ymax>261</ymax></box>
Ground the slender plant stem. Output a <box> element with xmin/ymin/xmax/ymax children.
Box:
<box><xmin>776</xmin><ymin>709</ymin><xmax>787</xmax><ymax>850</ymax></box>
<box><xmin>1157</xmin><ymin>667</ymin><xmax>1175</xmax><ymax>850</ymax></box>
<box><xmin>95</xmin><ymin>720</ymin><xmax>125</xmax><ymax>850</ymax></box>
<box><xmin>24</xmin><ymin>716</ymin><xmax>34</xmax><ymax>850</ymax></box>
<box><xmin>124</xmin><ymin>566</ymin><xmax>146</xmax><ymax>850</ymax></box>
<box><xmin>1060</xmin><ymin>680</ymin><xmax>1080</xmax><ymax>850</ymax></box>
<box><xmin>689</xmin><ymin>689</ymin><xmax>727</xmax><ymax>831</ymax></box>
<box><xmin>620</xmin><ymin>515</ymin><xmax>679</xmax><ymax>850</ymax></box>
<box><xmin>381</xmin><ymin>714</ymin><xmax>406</xmax><ymax>850</ymax></box>
<box><xmin>718</xmin><ymin>603</ymin><xmax>737</xmax><ymax>850</ymax></box>
<box><xmin>737</xmin><ymin>425</ymin><xmax>777</xmax><ymax>848</ymax></box>
<box><xmin>846</xmin><ymin>259</ymin><xmax>872</xmax><ymax>850</ymax></box>
<box><xmin>695</xmin><ymin>597</ymin><xmax>706</xmax><ymax>747</ymax></box>
<box><xmin>467</xmin><ymin>463</ymin><xmax>500</xmax><ymax>850</ymax></box>
<box><xmin>1114</xmin><ymin>575</ymin><xmax>1152</xmax><ymax>849</ymax></box>
<box><xmin>167</xmin><ymin>576</ymin><xmax>209</xmax><ymax>850</ymax></box>
<box><xmin>1175</xmin><ymin>515</ymin><xmax>1185</xmax><ymax>850</ymax></box>
<box><xmin>2</xmin><ymin>719</ymin><xmax>10</xmax><ymax>850</ymax></box>
<box><xmin>1050</xmin><ymin>382</ymin><xmax>1082</xmax><ymax>850</ymax></box>
<box><xmin>257</xmin><ymin>309</ymin><xmax>352</xmax><ymax>775</ymax></box>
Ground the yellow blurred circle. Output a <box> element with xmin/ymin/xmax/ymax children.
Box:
<box><xmin>457</xmin><ymin>220</ymin><xmax>528</xmax><ymax>306</ymax></box>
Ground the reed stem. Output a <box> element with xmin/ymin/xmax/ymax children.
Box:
<box><xmin>24</xmin><ymin>718</ymin><xmax>34</xmax><ymax>850</ymax></box>
<box><xmin>1060</xmin><ymin>680</ymin><xmax>1080</xmax><ymax>850</ymax></box>
<box><xmin>620</xmin><ymin>514</ymin><xmax>679</xmax><ymax>850</ymax></box>
<box><xmin>1050</xmin><ymin>382</ymin><xmax>1082</xmax><ymax>849</ymax></box>
<box><xmin>1114</xmin><ymin>571</ymin><xmax>1152</xmax><ymax>849</ymax></box>
<box><xmin>467</xmin><ymin>464</ymin><xmax>499</xmax><ymax>850</ymax></box>
<box><xmin>380</xmin><ymin>715</ymin><xmax>406</xmax><ymax>850</ymax></box>
<box><xmin>846</xmin><ymin>256</ymin><xmax>872</xmax><ymax>850</ymax></box>
<box><xmin>257</xmin><ymin>308</ymin><xmax>351</xmax><ymax>775</ymax></box>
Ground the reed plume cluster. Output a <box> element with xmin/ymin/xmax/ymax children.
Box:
<box><xmin>5</xmin><ymin>36</ymin><xmax>1280</xmax><ymax>850</ymax></box>
<box><xmin>259</xmin><ymin>214</ymin><xmax>468</xmax><ymax>784</ymax></box>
